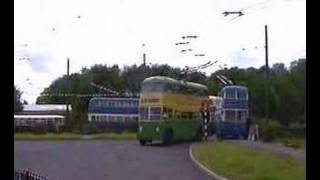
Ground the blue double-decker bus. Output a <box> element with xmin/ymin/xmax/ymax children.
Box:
<box><xmin>214</xmin><ymin>85</ymin><xmax>249</xmax><ymax>139</ymax></box>
<box><xmin>88</xmin><ymin>97</ymin><xmax>139</xmax><ymax>132</ymax></box>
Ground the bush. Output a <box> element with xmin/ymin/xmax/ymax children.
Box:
<box><xmin>124</xmin><ymin>121</ymin><xmax>138</xmax><ymax>132</ymax></box>
<box><xmin>251</xmin><ymin>116</ymin><xmax>265</xmax><ymax>127</ymax></box>
<box><xmin>81</xmin><ymin>123</ymin><xmax>100</xmax><ymax>134</ymax></box>
<box><xmin>260</xmin><ymin>121</ymin><xmax>281</xmax><ymax>142</ymax></box>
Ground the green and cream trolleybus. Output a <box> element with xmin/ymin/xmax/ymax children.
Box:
<box><xmin>137</xmin><ymin>76</ymin><xmax>209</xmax><ymax>145</ymax></box>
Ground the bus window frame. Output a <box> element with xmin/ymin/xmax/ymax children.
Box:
<box><xmin>149</xmin><ymin>106</ymin><xmax>162</xmax><ymax>121</ymax></box>
<box><xmin>236</xmin><ymin>90</ymin><xmax>247</xmax><ymax>100</ymax></box>
<box><xmin>225</xmin><ymin>110</ymin><xmax>236</xmax><ymax>122</ymax></box>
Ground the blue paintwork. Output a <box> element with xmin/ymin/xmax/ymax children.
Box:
<box><xmin>216</xmin><ymin>85</ymin><xmax>249</xmax><ymax>139</ymax></box>
<box><xmin>92</xmin><ymin>121</ymin><xmax>125</xmax><ymax>133</ymax></box>
<box><xmin>88</xmin><ymin>106</ymin><xmax>138</xmax><ymax>114</ymax></box>
<box><xmin>215</xmin><ymin>122</ymin><xmax>248</xmax><ymax>139</ymax></box>
<box><xmin>87</xmin><ymin>98</ymin><xmax>139</xmax><ymax>133</ymax></box>
<box><xmin>223</xmin><ymin>99</ymin><xmax>248</xmax><ymax>109</ymax></box>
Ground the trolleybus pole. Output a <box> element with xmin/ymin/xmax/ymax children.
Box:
<box><xmin>265</xmin><ymin>25</ymin><xmax>269</xmax><ymax>125</ymax></box>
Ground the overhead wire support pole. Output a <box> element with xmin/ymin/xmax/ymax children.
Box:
<box><xmin>265</xmin><ymin>25</ymin><xmax>269</xmax><ymax>124</ymax></box>
<box><xmin>66</xmin><ymin>58</ymin><xmax>70</xmax><ymax>122</ymax></box>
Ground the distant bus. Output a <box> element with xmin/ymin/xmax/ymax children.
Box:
<box><xmin>214</xmin><ymin>85</ymin><xmax>249</xmax><ymax>139</ymax></box>
<box><xmin>137</xmin><ymin>76</ymin><xmax>209</xmax><ymax>145</ymax></box>
<box><xmin>88</xmin><ymin>97</ymin><xmax>139</xmax><ymax>132</ymax></box>
<box><xmin>14</xmin><ymin>115</ymin><xmax>65</xmax><ymax>133</ymax></box>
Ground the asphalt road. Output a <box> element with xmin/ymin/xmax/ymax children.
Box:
<box><xmin>14</xmin><ymin>141</ymin><xmax>213</xmax><ymax>180</ymax></box>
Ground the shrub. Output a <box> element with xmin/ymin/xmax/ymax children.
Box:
<box><xmin>260</xmin><ymin>121</ymin><xmax>281</xmax><ymax>142</ymax></box>
<box><xmin>81</xmin><ymin>123</ymin><xmax>100</xmax><ymax>134</ymax></box>
<box><xmin>125</xmin><ymin>121</ymin><xmax>138</xmax><ymax>132</ymax></box>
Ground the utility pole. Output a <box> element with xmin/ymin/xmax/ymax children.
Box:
<box><xmin>66</xmin><ymin>58</ymin><xmax>70</xmax><ymax>122</ymax></box>
<box><xmin>265</xmin><ymin>25</ymin><xmax>269</xmax><ymax>124</ymax></box>
<box><xmin>142</xmin><ymin>43</ymin><xmax>146</xmax><ymax>66</ymax></box>
<box><xmin>143</xmin><ymin>53</ymin><xmax>146</xmax><ymax>66</ymax></box>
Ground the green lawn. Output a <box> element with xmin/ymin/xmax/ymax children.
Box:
<box><xmin>192</xmin><ymin>142</ymin><xmax>306</xmax><ymax>180</ymax></box>
<box><xmin>275</xmin><ymin>137</ymin><xmax>306</xmax><ymax>150</ymax></box>
<box><xmin>14</xmin><ymin>132</ymin><xmax>137</xmax><ymax>141</ymax></box>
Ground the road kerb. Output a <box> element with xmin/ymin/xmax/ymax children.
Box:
<box><xmin>189</xmin><ymin>143</ymin><xmax>228</xmax><ymax>180</ymax></box>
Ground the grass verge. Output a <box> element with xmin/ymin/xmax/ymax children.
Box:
<box><xmin>192</xmin><ymin>142</ymin><xmax>306</xmax><ymax>180</ymax></box>
<box><xmin>274</xmin><ymin>137</ymin><xmax>306</xmax><ymax>150</ymax></box>
<box><xmin>14</xmin><ymin>132</ymin><xmax>137</xmax><ymax>141</ymax></box>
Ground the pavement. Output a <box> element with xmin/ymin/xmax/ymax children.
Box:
<box><xmin>14</xmin><ymin>140</ymin><xmax>213</xmax><ymax>180</ymax></box>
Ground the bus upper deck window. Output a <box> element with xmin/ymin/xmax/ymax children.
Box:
<box><xmin>226</xmin><ymin>90</ymin><xmax>236</xmax><ymax>99</ymax></box>
<box><xmin>237</xmin><ymin>91</ymin><xmax>247</xmax><ymax>100</ymax></box>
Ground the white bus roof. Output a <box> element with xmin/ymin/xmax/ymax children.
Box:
<box><xmin>14</xmin><ymin>115</ymin><xmax>65</xmax><ymax>119</ymax></box>
<box><xmin>23</xmin><ymin>104</ymin><xmax>72</xmax><ymax>111</ymax></box>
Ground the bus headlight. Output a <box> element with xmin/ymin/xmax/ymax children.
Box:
<box><xmin>156</xmin><ymin>126</ymin><xmax>160</xmax><ymax>132</ymax></box>
<box><xmin>139</xmin><ymin>126</ymin><xmax>143</xmax><ymax>132</ymax></box>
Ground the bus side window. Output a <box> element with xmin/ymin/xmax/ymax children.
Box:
<box><xmin>182</xmin><ymin>112</ymin><xmax>189</xmax><ymax>119</ymax></box>
<box><xmin>167</xmin><ymin>108</ymin><xmax>173</xmax><ymax>119</ymax></box>
<box><xmin>163</xmin><ymin>107</ymin><xmax>167</xmax><ymax>119</ymax></box>
<box><xmin>176</xmin><ymin>111</ymin><xmax>181</xmax><ymax>119</ymax></box>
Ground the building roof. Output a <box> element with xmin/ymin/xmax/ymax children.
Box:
<box><xmin>23</xmin><ymin>104</ymin><xmax>72</xmax><ymax>111</ymax></box>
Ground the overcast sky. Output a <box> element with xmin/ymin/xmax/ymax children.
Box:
<box><xmin>14</xmin><ymin>0</ymin><xmax>306</xmax><ymax>104</ymax></box>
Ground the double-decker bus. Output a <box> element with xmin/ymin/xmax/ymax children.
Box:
<box><xmin>88</xmin><ymin>97</ymin><xmax>139</xmax><ymax>132</ymax></box>
<box><xmin>214</xmin><ymin>85</ymin><xmax>249</xmax><ymax>139</ymax></box>
<box><xmin>137</xmin><ymin>76</ymin><xmax>209</xmax><ymax>145</ymax></box>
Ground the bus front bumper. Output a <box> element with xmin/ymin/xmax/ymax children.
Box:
<box><xmin>137</xmin><ymin>121</ymin><xmax>163</xmax><ymax>141</ymax></box>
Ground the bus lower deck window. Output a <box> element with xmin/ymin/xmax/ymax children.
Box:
<box><xmin>225</xmin><ymin>110</ymin><xmax>236</xmax><ymax>122</ymax></box>
<box><xmin>150</xmin><ymin>107</ymin><xmax>161</xmax><ymax>120</ymax></box>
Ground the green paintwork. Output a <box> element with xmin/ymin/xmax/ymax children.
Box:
<box><xmin>137</xmin><ymin>118</ymin><xmax>203</xmax><ymax>142</ymax></box>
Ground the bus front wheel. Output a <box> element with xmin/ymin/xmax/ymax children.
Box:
<box><xmin>139</xmin><ymin>140</ymin><xmax>146</xmax><ymax>146</ymax></box>
<box><xmin>161</xmin><ymin>129</ymin><xmax>173</xmax><ymax>145</ymax></box>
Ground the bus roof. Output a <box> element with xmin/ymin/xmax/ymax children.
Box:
<box><xmin>142</xmin><ymin>76</ymin><xmax>208</xmax><ymax>91</ymax></box>
<box><xmin>23</xmin><ymin>104</ymin><xmax>72</xmax><ymax>111</ymax></box>
<box><xmin>14</xmin><ymin>115</ymin><xmax>65</xmax><ymax>119</ymax></box>
<box><xmin>221</xmin><ymin>85</ymin><xmax>248</xmax><ymax>91</ymax></box>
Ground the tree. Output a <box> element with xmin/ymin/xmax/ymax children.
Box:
<box><xmin>36</xmin><ymin>59</ymin><xmax>306</xmax><ymax>131</ymax></box>
<box><xmin>14</xmin><ymin>86</ymin><xmax>23</xmax><ymax>112</ymax></box>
